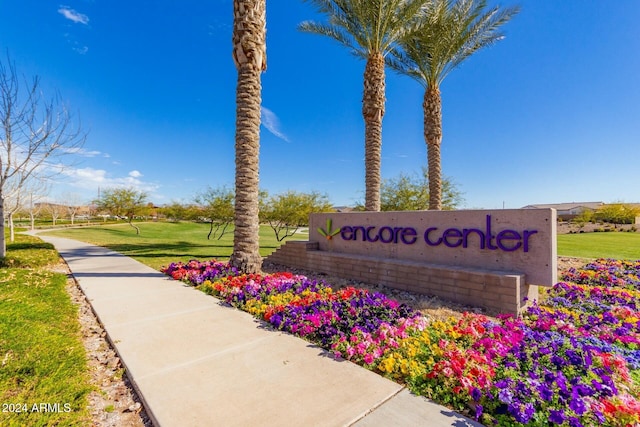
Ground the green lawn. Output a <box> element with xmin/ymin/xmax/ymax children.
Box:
<box><xmin>43</xmin><ymin>221</ymin><xmax>309</xmax><ymax>270</ymax></box>
<box><xmin>557</xmin><ymin>232</ymin><xmax>640</xmax><ymax>260</ymax></box>
<box><xmin>43</xmin><ymin>221</ymin><xmax>640</xmax><ymax>268</ymax></box>
<box><xmin>0</xmin><ymin>234</ymin><xmax>93</xmax><ymax>426</ymax></box>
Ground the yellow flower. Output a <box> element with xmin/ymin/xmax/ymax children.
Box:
<box><xmin>430</xmin><ymin>343</ymin><xmax>443</xmax><ymax>357</ymax></box>
<box><xmin>379</xmin><ymin>356</ymin><xmax>396</xmax><ymax>373</ymax></box>
<box><xmin>449</xmin><ymin>330</ymin><xmax>462</xmax><ymax>339</ymax></box>
<box><xmin>408</xmin><ymin>360</ymin><xmax>422</xmax><ymax>377</ymax></box>
<box><xmin>407</xmin><ymin>345</ymin><xmax>418</xmax><ymax>359</ymax></box>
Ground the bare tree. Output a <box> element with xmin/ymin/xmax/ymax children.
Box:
<box><xmin>3</xmin><ymin>175</ymin><xmax>25</xmax><ymax>242</ymax></box>
<box><xmin>3</xmin><ymin>173</ymin><xmax>49</xmax><ymax>239</ymax></box>
<box><xmin>0</xmin><ymin>52</ymin><xmax>85</xmax><ymax>257</ymax></box>
<box><xmin>26</xmin><ymin>182</ymin><xmax>48</xmax><ymax>231</ymax></box>
<box><xmin>61</xmin><ymin>192</ymin><xmax>84</xmax><ymax>225</ymax></box>
<box><xmin>46</xmin><ymin>202</ymin><xmax>67</xmax><ymax>226</ymax></box>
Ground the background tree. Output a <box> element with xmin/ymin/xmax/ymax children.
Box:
<box><xmin>300</xmin><ymin>0</ymin><xmax>428</xmax><ymax>212</ymax></box>
<box><xmin>596</xmin><ymin>203</ymin><xmax>640</xmax><ymax>225</ymax></box>
<box><xmin>194</xmin><ymin>186</ymin><xmax>236</xmax><ymax>240</ymax></box>
<box><xmin>95</xmin><ymin>187</ymin><xmax>148</xmax><ymax>234</ymax></box>
<box><xmin>3</xmin><ymin>175</ymin><xmax>49</xmax><ymax>238</ymax></box>
<box><xmin>0</xmin><ymin>53</ymin><xmax>85</xmax><ymax>257</ymax></box>
<box><xmin>3</xmin><ymin>175</ymin><xmax>26</xmax><ymax>242</ymax></box>
<box><xmin>46</xmin><ymin>202</ymin><xmax>67</xmax><ymax>226</ymax></box>
<box><xmin>573</xmin><ymin>208</ymin><xmax>595</xmax><ymax>227</ymax></box>
<box><xmin>61</xmin><ymin>192</ymin><xmax>84</xmax><ymax>225</ymax></box>
<box><xmin>230</xmin><ymin>0</ymin><xmax>267</xmax><ymax>273</ymax></box>
<box><xmin>388</xmin><ymin>0</ymin><xmax>518</xmax><ymax>210</ymax></box>
<box><xmin>26</xmin><ymin>187</ymin><xmax>48</xmax><ymax>231</ymax></box>
<box><xmin>161</xmin><ymin>201</ymin><xmax>200</xmax><ymax>222</ymax></box>
<box><xmin>356</xmin><ymin>167</ymin><xmax>464</xmax><ymax>211</ymax></box>
<box><xmin>261</xmin><ymin>191</ymin><xmax>334</xmax><ymax>241</ymax></box>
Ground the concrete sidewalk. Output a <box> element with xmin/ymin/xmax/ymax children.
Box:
<box><xmin>38</xmin><ymin>234</ymin><xmax>481</xmax><ymax>427</ymax></box>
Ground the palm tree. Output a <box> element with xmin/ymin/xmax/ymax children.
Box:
<box><xmin>388</xmin><ymin>0</ymin><xmax>519</xmax><ymax>210</ymax></box>
<box><xmin>230</xmin><ymin>0</ymin><xmax>267</xmax><ymax>273</ymax></box>
<box><xmin>300</xmin><ymin>0</ymin><xmax>428</xmax><ymax>211</ymax></box>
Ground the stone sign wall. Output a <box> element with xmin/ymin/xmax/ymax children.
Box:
<box><xmin>309</xmin><ymin>209</ymin><xmax>557</xmax><ymax>287</ymax></box>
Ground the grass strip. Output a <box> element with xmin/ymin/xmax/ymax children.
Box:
<box><xmin>44</xmin><ymin>221</ymin><xmax>308</xmax><ymax>270</ymax></box>
<box><xmin>557</xmin><ymin>232</ymin><xmax>640</xmax><ymax>260</ymax></box>
<box><xmin>0</xmin><ymin>234</ymin><xmax>92</xmax><ymax>426</ymax></box>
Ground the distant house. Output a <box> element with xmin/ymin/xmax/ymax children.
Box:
<box><xmin>521</xmin><ymin>202</ymin><xmax>604</xmax><ymax>220</ymax></box>
<box><xmin>333</xmin><ymin>206</ymin><xmax>356</xmax><ymax>213</ymax></box>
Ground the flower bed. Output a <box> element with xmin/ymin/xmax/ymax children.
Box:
<box><xmin>161</xmin><ymin>258</ymin><xmax>640</xmax><ymax>426</ymax></box>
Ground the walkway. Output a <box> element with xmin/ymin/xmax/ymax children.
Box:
<box><xmin>38</xmin><ymin>234</ymin><xmax>481</xmax><ymax>427</ymax></box>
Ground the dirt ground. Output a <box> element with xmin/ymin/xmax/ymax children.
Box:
<box><xmin>58</xmin><ymin>261</ymin><xmax>152</xmax><ymax>427</ymax></box>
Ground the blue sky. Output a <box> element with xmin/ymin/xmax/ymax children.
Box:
<box><xmin>1</xmin><ymin>1</ymin><xmax>639</xmax><ymax>209</ymax></box>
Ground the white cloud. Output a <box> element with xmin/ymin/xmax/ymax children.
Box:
<box><xmin>58</xmin><ymin>167</ymin><xmax>159</xmax><ymax>194</ymax></box>
<box><xmin>260</xmin><ymin>106</ymin><xmax>289</xmax><ymax>142</ymax></box>
<box><xmin>74</xmin><ymin>167</ymin><xmax>106</xmax><ymax>182</ymax></box>
<box><xmin>61</xmin><ymin>147</ymin><xmax>103</xmax><ymax>157</ymax></box>
<box><xmin>73</xmin><ymin>45</ymin><xmax>89</xmax><ymax>55</ymax></box>
<box><xmin>58</xmin><ymin>6</ymin><xmax>89</xmax><ymax>25</ymax></box>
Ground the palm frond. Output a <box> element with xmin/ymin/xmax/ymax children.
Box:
<box><xmin>300</xmin><ymin>0</ymin><xmax>432</xmax><ymax>57</ymax></box>
<box><xmin>299</xmin><ymin>20</ymin><xmax>367</xmax><ymax>57</ymax></box>
<box><xmin>386</xmin><ymin>46</ymin><xmax>429</xmax><ymax>87</ymax></box>
<box><xmin>443</xmin><ymin>2</ymin><xmax>520</xmax><ymax>79</ymax></box>
<box><xmin>393</xmin><ymin>0</ymin><xmax>519</xmax><ymax>87</ymax></box>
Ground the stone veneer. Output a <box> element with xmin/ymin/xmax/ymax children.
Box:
<box><xmin>265</xmin><ymin>240</ymin><xmax>538</xmax><ymax>314</ymax></box>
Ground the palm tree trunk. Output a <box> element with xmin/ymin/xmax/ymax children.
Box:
<box><xmin>423</xmin><ymin>85</ymin><xmax>443</xmax><ymax>210</ymax></box>
<box><xmin>230</xmin><ymin>0</ymin><xmax>266</xmax><ymax>274</ymax></box>
<box><xmin>362</xmin><ymin>52</ymin><xmax>386</xmax><ymax>212</ymax></box>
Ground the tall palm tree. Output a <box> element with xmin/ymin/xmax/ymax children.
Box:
<box><xmin>388</xmin><ymin>0</ymin><xmax>519</xmax><ymax>210</ymax></box>
<box><xmin>230</xmin><ymin>0</ymin><xmax>267</xmax><ymax>273</ymax></box>
<box><xmin>300</xmin><ymin>0</ymin><xmax>428</xmax><ymax>211</ymax></box>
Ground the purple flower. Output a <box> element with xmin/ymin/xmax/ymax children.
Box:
<box><xmin>509</xmin><ymin>402</ymin><xmax>535</xmax><ymax>424</ymax></box>
<box><xmin>498</xmin><ymin>388</ymin><xmax>513</xmax><ymax>404</ymax></box>
<box><xmin>600</xmin><ymin>374</ymin><xmax>618</xmax><ymax>396</ymax></box>
<box><xmin>474</xmin><ymin>404</ymin><xmax>483</xmax><ymax>421</ymax></box>
<box><xmin>565</xmin><ymin>349</ymin><xmax>582</xmax><ymax>366</ymax></box>
<box><xmin>548</xmin><ymin>409</ymin><xmax>566</xmax><ymax>424</ymax></box>
<box><xmin>568</xmin><ymin>396</ymin><xmax>587</xmax><ymax>415</ymax></box>
<box><xmin>551</xmin><ymin>354</ymin><xmax>567</xmax><ymax>368</ymax></box>
<box><xmin>593</xmin><ymin>410</ymin><xmax>605</xmax><ymax>423</ymax></box>
<box><xmin>495</xmin><ymin>379</ymin><xmax>512</xmax><ymax>389</ymax></box>
<box><xmin>572</xmin><ymin>383</ymin><xmax>593</xmax><ymax>398</ymax></box>
<box><xmin>555</xmin><ymin>372</ymin><xmax>569</xmax><ymax>395</ymax></box>
<box><xmin>537</xmin><ymin>384</ymin><xmax>553</xmax><ymax>401</ymax></box>
<box><xmin>515</xmin><ymin>380</ymin><xmax>531</xmax><ymax>398</ymax></box>
<box><xmin>568</xmin><ymin>416</ymin><xmax>584</xmax><ymax>427</ymax></box>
